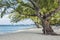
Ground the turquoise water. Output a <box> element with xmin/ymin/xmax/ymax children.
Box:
<box><xmin>0</xmin><ymin>25</ymin><xmax>36</xmax><ymax>33</ymax></box>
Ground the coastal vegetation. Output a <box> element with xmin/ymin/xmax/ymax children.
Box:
<box><xmin>0</xmin><ymin>0</ymin><xmax>60</xmax><ymax>35</ymax></box>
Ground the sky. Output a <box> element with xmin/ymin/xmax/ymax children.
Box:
<box><xmin>0</xmin><ymin>0</ymin><xmax>35</xmax><ymax>25</ymax></box>
<box><xmin>0</xmin><ymin>15</ymin><xmax>34</xmax><ymax>25</ymax></box>
<box><xmin>0</xmin><ymin>8</ymin><xmax>34</xmax><ymax>25</ymax></box>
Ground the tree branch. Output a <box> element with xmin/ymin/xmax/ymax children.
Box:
<box><xmin>1</xmin><ymin>7</ymin><xmax>7</xmax><ymax>18</ymax></box>
<box><xmin>15</xmin><ymin>9</ymin><xmax>37</xmax><ymax>16</ymax></box>
<box><xmin>29</xmin><ymin>0</ymin><xmax>39</xmax><ymax>10</ymax></box>
<box><xmin>18</xmin><ymin>1</ymin><xmax>35</xmax><ymax>10</ymax></box>
<box><xmin>21</xmin><ymin>14</ymin><xmax>37</xmax><ymax>16</ymax></box>
<box><xmin>45</xmin><ymin>6</ymin><xmax>60</xmax><ymax>18</ymax></box>
<box><xmin>29</xmin><ymin>0</ymin><xmax>43</xmax><ymax>19</ymax></box>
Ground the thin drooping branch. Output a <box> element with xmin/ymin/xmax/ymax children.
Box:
<box><xmin>15</xmin><ymin>10</ymin><xmax>37</xmax><ymax>16</ymax></box>
<box><xmin>17</xmin><ymin>1</ymin><xmax>35</xmax><ymax>10</ymax></box>
<box><xmin>29</xmin><ymin>0</ymin><xmax>39</xmax><ymax>10</ymax></box>
<box><xmin>11</xmin><ymin>7</ymin><xmax>37</xmax><ymax>16</ymax></box>
<box><xmin>25</xmin><ymin>5</ymin><xmax>35</xmax><ymax>10</ymax></box>
<box><xmin>1</xmin><ymin>7</ymin><xmax>7</xmax><ymax>18</ymax></box>
<box><xmin>34</xmin><ymin>22</ymin><xmax>40</xmax><ymax>28</ymax></box>
<box><xmin>20</xmin><ymin>14</ymin><xmax>37</xmax><ymax>16</ymax></box>
<box><xmin>58</xmin><ymin>0</ymin><xmax>60</xmax><ymax>5</ymax></box>
<box><xmin>45</xmin><ymin>6</ymin><xmax>60</xmax><ymax>18</ymax></box>
<box><xmin>29</xmin><ymin>0</ymin><xmax>43</xmax><ymax>19</ymax></box>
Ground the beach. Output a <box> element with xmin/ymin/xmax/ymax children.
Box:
<box><xmin>0</xmin><ymin>27</ymin><xmax>60</xmax><ymax>40</ymax></box>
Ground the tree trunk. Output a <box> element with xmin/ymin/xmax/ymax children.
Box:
<box><xmin>41</xmin><ymin>19</ymin><xmax>56</xmax><ymax>35</ymax></box>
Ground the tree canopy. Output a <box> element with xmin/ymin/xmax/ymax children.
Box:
<box><xmin>0</xmin><ymin>0</ymin><xmax>60</xmax><ymax>24</ymax></box>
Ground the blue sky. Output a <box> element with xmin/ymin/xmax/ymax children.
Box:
<box><xmin>0</xmin><ymin>14</ymin><xmax>34</xmax><ymax>25</ymax></box>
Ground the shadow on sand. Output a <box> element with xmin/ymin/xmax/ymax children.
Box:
<box><xmin>19</xmin><ymin>31</ymin><xmax>60</xmax><ymax>36</ymax></box>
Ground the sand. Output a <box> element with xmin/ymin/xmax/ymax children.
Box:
<box><xmin>0</xmin><ymin>27</ymin><xmax>60</xmax><ymax>40</ymax></box>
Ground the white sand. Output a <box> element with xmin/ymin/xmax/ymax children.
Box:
<box><xmin>0</xmin><ymin>28</ymin><xmax>60</xmax><ymax>40</ymax></box>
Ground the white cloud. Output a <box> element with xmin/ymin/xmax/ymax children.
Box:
<box><xmin>0</xmin><ymin>15</ymin><xmax>34</xmax><ymax>25</ymax></box>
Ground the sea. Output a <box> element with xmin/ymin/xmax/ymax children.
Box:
<box><xmin>0</xmin><ymin>24</ymin><xmax>36</xmax><ymax>34</ymax></box>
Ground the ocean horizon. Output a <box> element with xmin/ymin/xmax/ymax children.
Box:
<box><xmin>0</xmin><ymin>24</ymin><xmax>36</xmax><ymax>34</ymax></box>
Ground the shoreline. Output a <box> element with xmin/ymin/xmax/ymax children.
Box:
<box><xmin>0</xmin><ymin>28</ymin><xmax>42</xmax><ymax>35</ymax></box>
<box><xmin>0</xmin><ymin>27</ymin><xmax>60</xmax><ymax>40</ymax></box>
<box><xmin>0</xmin><ymin>26</ymin><xmax>60</xmax><ymax>35</ymax></box>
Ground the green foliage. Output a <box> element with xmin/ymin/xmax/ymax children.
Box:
<box><xmin>50</xmin><ymin>12</ymin><xmax>60</xmax><ymax>24</ymax></box>
<box><xmin>9</xmin><ymin>12</ymin><xmax>27</xmax><ymax>23</ymax></box>
<box><xmin>0</xmin><ymin>0</ymin><xmax>60</xmax><ymax>25</ymax></box>
<box><xmin>9</xmin><ymin>0</ymin><xmax>60</xmax><ymax>24</ymax></box>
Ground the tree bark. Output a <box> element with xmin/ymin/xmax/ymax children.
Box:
<box><xmin>29</xmin><ymin>0</ymin><xmax>57</xmax><ymax>35</ymax></box>
<box><xmin>41</xmin><ymin>19</ymin><xmax>56</xmax><ymax>35</ymax></box>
